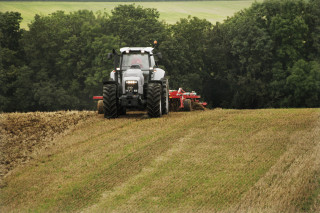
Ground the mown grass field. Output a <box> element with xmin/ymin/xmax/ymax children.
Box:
<box><xmin>0</xmin><ymin>1</ymin><xmax>258</xmax><ymax>28</ymax></box>
<box><xmin>1</xmin><ymin>109</ymin><xmax>319</xmax><ymax>212</ymax></box>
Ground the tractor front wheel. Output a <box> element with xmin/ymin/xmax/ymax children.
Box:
<box><xmin>147</xmin><ymin>83</ymin><xmax>162</xmax><ymax>118</ymax></box>
<box><xmin>103</xmin><ymin>84</ymin><xmax>118</xmax><ymax>118</ymax></box>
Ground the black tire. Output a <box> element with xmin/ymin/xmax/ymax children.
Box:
<box><xmin>162</xmin><ymin>79</ymin><xmax>169</xmax><ymax>115</ymax></box>
<box><xmin>183</xmin><ymin>99</ymin><xmax>192</xmax><ymax>111</ymax></box>
<box><xmin>103</xmin><ymin>84</ymin><xmax>118</xmax><ymax>118</ymax></box>
<box><xmin>97</xmin><ymin>100</ymin><xmax>104</xmax><ymax>114</ymax></box>
<box><xmin>147</xmin><ymin>83</ymin><xmax>162</xmax><ymax>118</ymax></box>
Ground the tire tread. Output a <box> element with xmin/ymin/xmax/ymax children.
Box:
<box><xmin>147</xmin><ymin>83</ymin><xmax>162</xmax><ymax>118</ymax></box>
<box><xmin>103</xmin><ymin>84</ymin><xmax>118</xmax><ymax>118</ymax></box>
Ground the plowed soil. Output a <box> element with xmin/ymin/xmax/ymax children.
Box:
<box><xmin>0</xmin><ymin>111</ymin><xmax>94</xmax><ymax>180</ymax></box>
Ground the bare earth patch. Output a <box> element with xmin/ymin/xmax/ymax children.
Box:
<box><xmin>0</xmin><ymin>111</ymin><xmax>95</xmax><ymax>181</ymax></box>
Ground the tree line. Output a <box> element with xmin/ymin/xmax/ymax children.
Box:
<box><xmin>1</xmin><ymin>0</ymin><xmax>320</xmax><ymax>112</ymax></box>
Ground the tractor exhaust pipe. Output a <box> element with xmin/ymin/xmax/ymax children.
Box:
<box><xmin>108</xmin><ymin>49</ymin><xmax>120</xmax><ymax>84</ymax></box>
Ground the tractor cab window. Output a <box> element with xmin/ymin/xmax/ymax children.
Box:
<box><xmin>121</xmin><ymin>53</ymin><xmax>149</xmax><ymax>70</ymax></box>
<box><xmin>150</xmin><ymin>55</ymin><xmax>155</xmax><ymax>67</ymax></box>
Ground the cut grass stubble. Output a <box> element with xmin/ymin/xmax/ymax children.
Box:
<box><xmin>1</xmin><ymin>109</ymin><xmax>319</xmax><ymax>212</ymax></box>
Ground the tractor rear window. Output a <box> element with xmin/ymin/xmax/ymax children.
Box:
<box><xmin>121</xmin><ymin>54</ymin><xmax>149</xmax><ymax>70</ymax></box>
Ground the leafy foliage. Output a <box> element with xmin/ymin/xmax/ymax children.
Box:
<box><xmin>1</xmin><ymin>1</ymin><xmax>320</xmax><ymax>112</ymax></box>
<box><xmin>109</xmin><ymin>4</ymin><xmax>166</xmax><ymax>46</ymax></box>
<box><xmin>205</xmin><ymin>0</ymin><xmax>320</xmax><ymax>108</ymax></box>
<box><xmin>159</xmin><ymin>16</ymin><xmax>212</xmax><ymax>94</ymax></box>
<box><xmin>286</xmin><ymin>60</ymin><xmax>320</xmax><ymax>107</ymax></box>
<box><xmin>0</xmin><ymin>11</ymin><xmax>24</xmax><ymax>111</ymax></box>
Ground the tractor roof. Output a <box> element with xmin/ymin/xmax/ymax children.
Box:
<box><xmin>120</xmin><ymin>47</ymin><xmax>154</xmax><ymax>54</ymax></box>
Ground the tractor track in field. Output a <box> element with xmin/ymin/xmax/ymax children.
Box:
<box><xmin>1</xmin><ymin>109</ymin><xmax>320</xmax><ymax>212</ymax></box>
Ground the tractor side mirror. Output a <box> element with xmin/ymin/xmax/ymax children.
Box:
<box><xmin>107</xmin><ymin>53</ymin><xmax>113</xmax><ymax>60</ymax></box>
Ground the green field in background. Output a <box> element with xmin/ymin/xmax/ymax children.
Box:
<box><xmin>0</xmin><ymin>1</ymin><xmax>257</xmax><ymax>28</ymax></box>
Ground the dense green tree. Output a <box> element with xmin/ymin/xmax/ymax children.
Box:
<box><xmin>109</xmin><ymin>4</ymin><xmax>166</xmax><ymax>46</ymax></box>
<box><xmin>0</xmin><ymin>12</ymin><xmax>22</xmax><ymax>54</ymax></box>
<box><xmin>206</xmin><ymin>0</ymin><xmax>320</xmax><ymax>108</ymax></box>
<box><xmin>84</xmin><ymin>35</ymin><xmax>119</xmax><ymax>99</ymax></box>
<box><xmin>206</xmin><ymin>2</ymin><xmax>274</xmax><ymax>108</ymax></box>
<box><xmin>159</xmin><ymin>16</ymin><xmax>212</xmax><ymax>94</ymax></box>
<box><xmin>266</xmin><ymin>0</ymin><xmax>318</xmax><ymax>107</ymax></box>
<box><xmin>21</xmin><ymin>10</ymin><xmax>118</xmax><ymax>110</ymax></box>
<box><xmin>285</xmin><ymin>60</ymin><xmax>320</xmax><ymax>107</ymax></box>
<box><xmin>307</xmin><ymin>0</ymin><xmax>320</xmax><ymax>61</ymax></box>
<box><xmin>12</xmin><ymin>66</ymin><xmax>36</xmax><ymax>111</ymax></box>
<box><xmin>0</xmin><ymin>12</ymin><xmax>24</xmax><ymax>112</ymax></box>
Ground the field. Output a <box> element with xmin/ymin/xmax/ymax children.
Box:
<box><xmin>1</xmin><ymin>109</ymin><xmax>320</xmax><ymax>212</ymax></box>
<box><xmin>0</xmin><ymin>111</ymin><xmax>95</xmax><ymax>179</ymax></box>
<box><xmin>0</xmin><ymin>1</ymin><xmax>258</xmax><ymax>28</ymax></box>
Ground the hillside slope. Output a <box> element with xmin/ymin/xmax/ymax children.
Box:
<box><xmin>1</xmin><ymin>109</ymin><xmax>319</xmax><ymax>212</ymax></box>
<box><xmin>0</xmin><ymin>1</ymin><xmax>256</xmax><ymax>28</ymax></box>
<box><xmin>0</xmin><ymin>111</ymin><xmax>95</xmax><ymax>180</ymax></box>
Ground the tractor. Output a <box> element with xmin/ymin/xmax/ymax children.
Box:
<box><xmin>95</xmin><ymin>46</ymin><xmax>169</xmax><ymax>118</ymax></box>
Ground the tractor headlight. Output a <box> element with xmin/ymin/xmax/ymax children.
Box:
<box><xmin>125</xmin><ymin>80</ymin><xmax>138</xmax><ymax>93</ymax></box>
<box><xmin>126</xmin><ymin>80</ymin><xmax>137</xmax><ymax>84</ymax></box>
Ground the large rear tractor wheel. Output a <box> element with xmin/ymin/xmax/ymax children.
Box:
<box><xmin>97</xmin><ymin>100</ymin><xmax>104</xmax><ymax>114</ymax></box>
<box><xmin>103</xmin><ymin>84</ymin><xmax>118</xmax><ymax>118</ymax></box>
<box><xmin>183</xmin><ymin>99</ymin><xmax>192</xmax><ymax>111</ymax></box>
<box><xmin>162</xmin><ymin>79</ymin><xmax>169</xmax><ymax>115</ymax></box>
<box><xmin>147</xmin><ymin>83</ymin><xmax>162</xmax><ymax>118</ymax></box>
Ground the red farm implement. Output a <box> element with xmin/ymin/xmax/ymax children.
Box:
<box><xmin>92</xmin><ymin>96</ymin><xmax>104</xmax><ymax>114</ymax></box>
<box><xmin>169</xmin><ymin>88</ymin><xmax>207</xmax><ymax>111</ymax></box>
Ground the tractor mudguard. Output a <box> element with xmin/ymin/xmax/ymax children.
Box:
<box><xmin>148</xmin><ymin>80</ymin><xmax>163</xmax><ymax>85</ymax></box>
<box><xmin>103</xmin><ymin>80</ymin><xmax>118</xmax><ymax>85</ymax></box>
<box><xmin>152</xmin><ymin>68</ymin><xmax>165</xmax><ymax>81</ymax></box>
